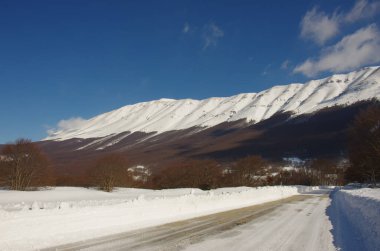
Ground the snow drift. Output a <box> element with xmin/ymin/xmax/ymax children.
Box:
<box><xmin>0</xmin><ymin>186</ymin><xmax>319</xmax><ymax>250</ymax></box>
<box><xmin>330</xmin><ymin>188</ymin><xmax>380</xmax><ymax>251</ymax></box>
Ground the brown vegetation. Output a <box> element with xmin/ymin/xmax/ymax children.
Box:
<box><xmin>0</xmin><ymin>137</ymin><xmax>348</xmax><ymax>190</ymax></box>
<box><xmin>0</xmin><ymin>139</ymin><xmax>53</xmax><ymax>190</ymax></box>
<box><xmin>153</xmin><ymin>159</ymin><xmax>221</xmax><ymax>190</ymax></box>
<box><xmin>150</xmin><ymin>155</ymin><xmax>345</xmax><ymax>189</ymax></box>
<box><xmin>230</xmin><ymin>155</ymin><xmax>267</xmax><ymax>186</ymax></box>
<box><xmin>88</xmin><ymin>153</ymin><xmax>131</xmax><ymax>192</ymax></box>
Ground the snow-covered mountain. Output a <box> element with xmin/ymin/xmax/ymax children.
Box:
<box><xmin>46</xmin><ymin>66</ymin><xmax>380</xmax><ymax>141</ymax></box>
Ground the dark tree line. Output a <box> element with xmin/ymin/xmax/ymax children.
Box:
<box><xmin>346</xmin><ymin>104</ymin><xmax>380</xmax><ymax>184</ymax></box>
<box><xmin>151</xmin><ymin>155</ymin><xmax>345</xmax><ymax>189</ymax></box>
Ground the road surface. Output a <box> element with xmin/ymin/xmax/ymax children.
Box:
<box><xmin>45</xmin><ymin>192</ymin><xmax>335</xmax><ymax>251</ymax></box>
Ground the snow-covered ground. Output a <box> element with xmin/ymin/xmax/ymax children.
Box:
<box><xmin>0</xmin><ymin>186</ymin><xmax>315</xmax><ymax>250</ymax></box>
<box><xmin>1</xmin><ymin>186</ymin><xmax>379</xmax><ymax>251</ymax></box>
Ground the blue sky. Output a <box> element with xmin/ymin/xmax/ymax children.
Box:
<box><xmin>1</xmin><ymin>0</ymin><xmax>380</xmax><ymax>143</ymax></box>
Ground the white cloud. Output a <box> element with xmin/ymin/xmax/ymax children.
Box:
<box><xmin>345</xmin><ymin>0</ymin><xmax>380</xmax><ymax>23</ymax></box>
<box><xmin>202</xmin><ymin>23</ymin><xmax>224</xmax><ymax>49</ymax></box>
<box><xmin>182</xmin><ymin>22</ymin><xmax>190</xmax><ymax>34</ymax></box>
<box><xmin>300</xmin><ymin>0</ymin><xmax>380</xmax><ymax>45</ymax></box>
<box><xmin>47</xmin><ymin>117</ymin><xmax>87</xmax><ymax>136</ymax></box>
<box><xmin>294</xmin><ymin>24</ymin><xmax>380</xmax><ymax>77</ymax></box>
<box><xmin>281</xmin><ymin>60</ymin><xmax>291</xmax><ymax>70</ymax></box>
<box><xmin>300</xmin><ymin>7</ymin><xmax>340</xmax><ymax>45</ymax></box>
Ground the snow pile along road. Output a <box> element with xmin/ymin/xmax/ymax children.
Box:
<box><xmin>331</xmin><ymin>188</ymin><xmax>380</xmax><ymax>251</ymax></box>
<box><xmin>0</xmin><ymin>186</ymin><xmax>317</xmax><ymax>250</ymax></box>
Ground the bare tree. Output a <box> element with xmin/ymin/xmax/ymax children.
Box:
<box><xmin>347</xmin><ymin>104</ymin><xmax>380</xmax><ymax>184</ymax></box>
<box><xmin>89</xmin><ymin>153</ymin><xmax>130</xmax><ymax>192</ymax></box>
<box><xmin>0</xmin><ymin>139</ymin><xmax>53</xmax><ymax>190</ymax></box>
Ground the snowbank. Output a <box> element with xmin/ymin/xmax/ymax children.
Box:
<box><xmin>332</xmin><ymin>188</ymin><xmax>380</xmax><ymax>251</ymax></box>
<box><xmin>0</xmin><ymin>186</ymin><xmax>319</xmax><ymax>250</ymax></box>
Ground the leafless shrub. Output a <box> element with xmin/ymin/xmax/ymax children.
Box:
<box><xmin>89</xmin><ymin>153</ymin><xmax>130</xmax><ymax>192</ymax></box>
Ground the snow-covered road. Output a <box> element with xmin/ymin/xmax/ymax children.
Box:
<box><xmin>45</xmin><ymin>192</ymin><xmax>335</xmax><ymax>251</ymax></box>
<box><xmin>186</xmin><ymin>192</ymin><xmax>334</xmax><ymax>251</ymax></box>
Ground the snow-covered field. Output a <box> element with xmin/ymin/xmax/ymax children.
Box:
<box><xmin>0</xmin><ymin>186</ymin><xmax>315</xmax><ymax>250</ymax></box>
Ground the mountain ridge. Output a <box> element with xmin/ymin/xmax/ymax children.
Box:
<box><xmin>46</xmin><ymin>66</ymin><xmax>380</xmax><ymax>141</ymax></box>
